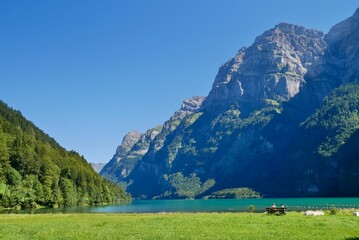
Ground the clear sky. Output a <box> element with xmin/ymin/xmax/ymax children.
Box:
<box><xmin>0</xmin><ymin>0</ymin><xmax>358</xmax><ymax>163</ymax></box>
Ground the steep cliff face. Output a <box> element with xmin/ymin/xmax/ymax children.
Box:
<box><xmin>100</xmin><ymin>130</ymin><xmax>143</xmax><ymax>182</ymax></box>
<box><xmin>103</xmin><ymin>8</ymin><xmax>359</xmax><ymax>199</ymax></box>
<box><xmin>301</xmin><ymin>8</ymin><xmax>359</xmax><ymax>106</ymax></box>
<box><xmin>170</xmin><ymin>96</ymin><xmax>205</xmax><ymax>121</ymax></box>
<box><xmin>113</xmin><ymin>131</ymin><xmax>143</xmax><ymax>163</ymax></box>
<box><xmin>324</xmin><ymin>8</ymin><xmax>359</xmax><ymax>82</ymax></box>
<box><xmin>100</xmin><ymin>128</ymin><xmax>160</xmax><ymax>183</ymax></box>
<box><xmin>202</xmin><ymin>23</ymin><xmax>326</xmax><ymax>112</ymax></box>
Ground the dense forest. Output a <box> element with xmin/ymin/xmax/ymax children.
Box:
<box><xmin>0</xmin><ymin>101</ymin><xmax>130</xmax><ymax>209</ymax></box>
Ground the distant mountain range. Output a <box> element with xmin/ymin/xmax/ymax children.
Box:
<box><xmin>90</xmin><ymin>163</ymin><xmax>106</xmax><ymax>173</ymax></box>
<box><xmin>101</xmin><ymin>8</ymin><xmax>359</xmax><ymax>199</ymax></box>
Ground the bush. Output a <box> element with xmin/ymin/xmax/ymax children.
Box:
<box><xmin>248</xmin><ymin>205</ymin><xmax>255</xmax><ymax>212</ymax></box>
<box><xmin>330</xmin><ymin>206</ymin><xmax>338</xmax><ymax>215</ymax></box>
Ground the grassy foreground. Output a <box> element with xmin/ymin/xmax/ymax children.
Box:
<box><xmin>0</xmin><ymin>212</ymin><xmax>359</xmax><ymax>240</ymax></box>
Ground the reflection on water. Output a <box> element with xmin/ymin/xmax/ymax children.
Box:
<box><xmin>2</xmin><ymin>198</ymin><xmax>359</xmax><ymax>214</ymax></box>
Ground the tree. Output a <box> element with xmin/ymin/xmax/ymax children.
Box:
<box><xmin>59</xmin><ymin>177</ymin><xmax>77</xmax><ymax>207</ymax></box>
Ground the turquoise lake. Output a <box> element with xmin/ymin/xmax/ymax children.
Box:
<box><xmin>3</xmin><ymin>198</ymin><xmax>359</xmax><ymax>214</ymax></box>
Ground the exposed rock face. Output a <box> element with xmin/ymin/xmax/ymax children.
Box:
<box><xmin>114</xmin><ymin>131</ymin><xmax>143</xmax><ymax>163</ymax></box>
<box><xmin>100</xmin><ymin>127</ymin><xmax>162</xmax><ymax>183</ymax></box>
<box><xmin>100</xmin><ymin>130</ymin><xmax>143</xmax><ymax>181</ymax></box>
<box><xmin>170</xmin><ymin>96</ymin><xmax>205</xmax><ymax>121</ymax></box>
<box><xmin>300</xmin><ymin>8</ymin><xmax>359</xmax><ymax>109</ymax></box>
<box><xmin>324</xmin><ymin>8</ymin><xmax>359</xmax><ymax>82</ymax></box>
<box><xmin>202</xmin><ymin>23</ymin><xmax>326</xmax><ymax>111</ymax></box>
<box><xmin>129</xmin><ymin>127</ymin><xmax>162</xmax><ymax>156</ymax></box>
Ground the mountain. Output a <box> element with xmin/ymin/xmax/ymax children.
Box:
<box><xmin>100</xmin><ymin>128</ymin><xmax>161</xmax><ymax>185</ymax></box>
<box><xmin>203</xmin><ymin>23</ymin><xmax>326</xmax><ymax>112</ymax></box>
<box><xmin>0</xmin><ymin>101</ymin><xmax>130</xmax><ymax>209</ymax></box>
<box><xmin>90</xmin><ymin>163</ymin><xmax>106</xmax><ymax>173</ymax></box>
<box><xmin>100</xmin><ymin>96</ymin><xmax>205</xmax><ymax>188</ymax></box>
<box><xmin>102</xmin><ymin>8</ymin><xmax>359</xmax><ymax>199</ymax></box>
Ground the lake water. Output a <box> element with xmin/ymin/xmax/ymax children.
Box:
<box><xmin>3</xmin><ymin>198</ymin><xmax>359</xmax><ymax>214</ymax></box>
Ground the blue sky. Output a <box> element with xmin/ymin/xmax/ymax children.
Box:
<box><xmin>0</xmin><ymin>1</ymin><xmax>358</xmax><ymax>163</ymax></box>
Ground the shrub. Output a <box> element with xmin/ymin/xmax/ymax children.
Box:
<box><xmin>248</xmin><ymin>205</ymin><xmax>255</xmax><ymax>212</ymax></box>
<box><xmin>329</xmin><ymin>206</ymin><xmax>338</xmax><ymax>215</ymax></box>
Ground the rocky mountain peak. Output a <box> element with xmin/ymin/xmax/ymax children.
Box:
<box><xmin>272</xmin><ymin>23</ymin><xmax>323</xmax><ymax>38</ymax></box>
<box><xmin>354</xmin><ymin>7</ymin><xmax>359</xmax><ymax>18</ymax></box>
<box><xmin>325</xmin><ymin>8</ymin><xmax>359</xmax><ymax>49</ymax></box>
<box><xmin>115</xmin><ymin>130</ymin><xmax>143</xmax><ymax>162</ymax></box>
<box><xmin>257</xmin><ymin>23</ymin><xmax>319</xmax><ymax>45</ymax></box>
<box><xmin>324</xmin><ymin>8</ymin><xmax>359</xmax><ymax>83</ymax></box>
<box><xmin>100</xmin><ymin>127</ymin><xmax>161</xmax><ymax>182</ymax></box>
<box><xmin>123</xmin><ymin>130</ymin><xmax>142</xmax><ymax>141</ymax></box>
<box><xmin>202</xmin><ymin>23</ymin><xmax>326</xmax><ymax>111</ymax></box>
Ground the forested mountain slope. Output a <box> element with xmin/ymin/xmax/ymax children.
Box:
<box><xmin>0</xmin><ymin>101</ymin><xmax>130</xmax><ymax>209</ymax></box>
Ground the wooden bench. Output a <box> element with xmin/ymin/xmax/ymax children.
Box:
<box><xmin>265</xmin><ymin>207</ymin><xmax>287</xmax><ymax>215</ymax></box>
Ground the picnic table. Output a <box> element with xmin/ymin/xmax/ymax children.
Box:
<box><xmin>265</xmin><ymin>207</ymin><xmax>287</xmax><ymax>215</ymax></box>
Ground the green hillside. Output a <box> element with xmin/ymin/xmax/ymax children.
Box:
<box><xmin>0</xmin><ymin>101</ymin><xmax>130</xmax><ymax>209</ymax></box>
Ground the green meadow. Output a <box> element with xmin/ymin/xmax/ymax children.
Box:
<box><xmin>0</xmin><ymin>212</ymin><xmax>359</xmax><ymax>240</ymax></box>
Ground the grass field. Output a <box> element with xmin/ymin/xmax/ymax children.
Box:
<box><xmin>0</xmin><ymin>212</ymin><xmax>359</xmax><ymax>240</ymax></box>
